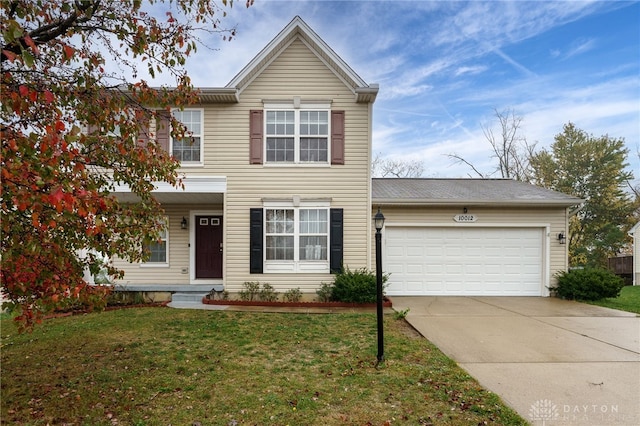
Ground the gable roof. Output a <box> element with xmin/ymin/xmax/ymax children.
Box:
<box><xmin>225</xmin><ymin>16</ymin><xmax>378</xmax><ymax>103</ymax></box>
<box><xmin>372</xmin><ymin>178</ymin><xmax>583</xmax><ymax>207</ymax></box>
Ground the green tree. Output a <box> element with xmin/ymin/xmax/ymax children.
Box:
<box><xmin>530</xmin><ymin>123</ymin><xmax>635</xmax><ymax>267</ymax></box>
<box><xmin>1</xmin><ymin>0</ymin><xmax>248</xmax><ymax>329</ymax></box>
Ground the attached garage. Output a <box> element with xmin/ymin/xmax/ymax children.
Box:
<box><xmin>372</xmin><ymin>179</ymin><xmax>583</xmax><ymax>297</ymax></box>
<box><xmin>385</xmin><ymin>226</ymin><xmax>544</xmax><ymax>296</ymax></box>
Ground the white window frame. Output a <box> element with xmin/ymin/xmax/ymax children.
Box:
<box><xmin>263</xmin><ymin>200</ymin><xmax>330</xmax><ymax>273</ymax></box>
<box><xmin>263</xmin><ymin>100</ymin><xmax>331</xmax><ymax>166</ymax></box>
<box><xmin>171</xmin><ymin>108</ymin><xmax>204</xmax><ymax>167</ymax></box>
<box><xmin>141</xmin><ymin>218</ymin><xmax>169</xmax><ymax>267</ymax></box>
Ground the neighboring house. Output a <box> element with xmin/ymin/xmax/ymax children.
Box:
<box><xmin>112</xmin><ymin>16</ymin><xmax>582</xmax><ymax>298</ymax></box>
<box><xmin>629</xmin><ymin>222</ymin><xmax>640</xmax><ymax>286</ymax></box>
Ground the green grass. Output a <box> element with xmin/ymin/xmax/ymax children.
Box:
<box><xmin>1</xmin><ymin>307</ymin><xmax>526</xmax><ymax>425</ymax></box>
<box><xmin>588</xmin><ymin>285</ymin><xmax>640</xmax><ymax>314</ymax></box>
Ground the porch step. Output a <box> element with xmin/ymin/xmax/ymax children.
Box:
<box><xmin>171</xmin><ymin>292</ymin><xmax>209</xmax><ymax>303</ymax></box>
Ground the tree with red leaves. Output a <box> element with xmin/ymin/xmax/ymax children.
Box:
<box><xmin>1</xmin><ymin>0</ymin><xmax>250</xmax><ymax>329</ymax></box>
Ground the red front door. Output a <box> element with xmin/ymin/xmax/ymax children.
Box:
<box><xmin>195</xmin><ymin>216</ymin><xmax>223</xmax><ymax>279</ymax></box>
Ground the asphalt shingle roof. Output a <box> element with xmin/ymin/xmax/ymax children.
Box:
<box><xmin>372</xmin><ymin>178</ymin><xmax>583</xmax><ymax>206</ymax></box>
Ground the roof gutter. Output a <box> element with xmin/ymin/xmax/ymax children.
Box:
<box><xmin>355</xmin><ymin>85</ymin><xmax>379</xmax><ymax>103</ymax></box>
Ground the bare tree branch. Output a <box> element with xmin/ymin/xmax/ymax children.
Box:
<box><xmin>448</xmin><ymin>108</ymin><xmax>536</xmax><ymax>181</ymax></box>
<box><xmin>372</xmin><ymin>153</ymin><xmax>425</xmax><ymax>178</ymax></box>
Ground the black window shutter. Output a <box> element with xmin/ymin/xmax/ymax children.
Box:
<box><xmin>329</xmin><ymin>208</ymin><xmax>343</xmax><ymax>274</ymax></box>
<box><xmin>249</xmin><ymin>208</ymin><xmax>263</xmax><ymax>274</ymax></box>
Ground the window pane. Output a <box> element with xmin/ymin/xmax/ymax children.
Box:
<box><xmin>174</xmin><ymin>110</ymin><xmax>201</xmax><ymax>134</ymax></box>
<box><xmin>172</xmin><ymin>136</ymin><xmax>201</xmax><ymax>162</ymax></box>
<box><xmin>266</xmin><ymin>209</ymin><xmax>294</xmax><ymax>234</ymax></box>
<box><xmin>300</xmin><ymin>110</ymin><xmax>328</xmax><ymax>136</ymax></box>
<box><xmin>147</xmin><ymin>241</ymin><xmax>167</xmax><ymax>263</ymax></box>
<box><xmin>266</xmin><ymin>137</ymin><xmax>294</xmax><ymax>163</ymax></box>
<box><xmin>266</xmin><ymin>236</ymin><xmax>294</xmax><ymax>260</ymax></box>
<box><xmin>300</xmin><ymin>137</ymin><xmax>328</xmax><ymax>162</ymax></box>
<box><xmin>299</xmin><ymin>236</ymin><xmax>327</xmax><ymax>260</ymax></box>
<box><xmin>266</xmin><ymin>110</ymin><xmax>294</xmax><ymax>136</ymax></box>
<box><xmin>300</xmin><ymin>209</ymin><xmax>327</xmax><ymax>234</ymax></box>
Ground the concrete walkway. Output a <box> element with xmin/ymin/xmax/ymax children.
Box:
<box><xmin>391</xmin><ymin>296</ymin><xmax>640</xmax><ymax>426</ymax></box>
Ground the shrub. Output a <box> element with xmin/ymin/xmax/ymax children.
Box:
<box><xmin>330</xmin><ymin>266</ymin><xmax>389</xmax><ymax>304</ymax></box>
<box><xmin>316</xmin><ymin>282</ymin><xmax>333</xmax><ymax>302</ymax></box>
<box><xmin>553</xmin><ymin>268</ymin><xmax>625</xmax><ymax>301</ymax></box>
<box><xmin>258</xmin><ymin>283</ymin><xmax>278</xmax><ymax>302</ymax></box>
<box><xmin>283</xmin><ymin>287</ymin><xmax>303</xmax><ymax>303</ymax></box>
<box><xmin>239</xmin><ymin>281</ymin><xmax>260</xmax><ymax>301</ymax></box>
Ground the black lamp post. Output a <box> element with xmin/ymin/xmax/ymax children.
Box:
<box><xmin>374</xmin><ymin>207</ymin><xmax>385</xmax><ymax>363</ymax></box>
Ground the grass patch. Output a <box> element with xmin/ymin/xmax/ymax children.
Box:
<box><xmin>587</xmin><ymin>285</ymin><xmax>640</xmax><ymax>314</ymax></box>
<box><xmin>1</xmin><ymin>307</ymin><xmax>525</xmax><ymax>425</ymax></box>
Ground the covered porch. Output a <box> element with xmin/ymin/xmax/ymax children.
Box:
<box><xmin>111</xmin><ymin>176</ymin><xmax>227</xmax><ymax>288</ymax></box>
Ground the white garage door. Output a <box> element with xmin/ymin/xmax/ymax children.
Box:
<box><xmin>385</xmin><ymin>227</ymin><xmax>544</xmax><ymax>296</ymax></box>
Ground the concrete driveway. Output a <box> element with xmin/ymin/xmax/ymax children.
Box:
<box><xmin>391</xmin><ymin>296</ymin><xmax>640</xmax><ymax>426</ymax></box>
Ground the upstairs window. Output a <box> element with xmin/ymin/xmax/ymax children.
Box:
<box><xmin>265</xmin><ymin>110</ymin><xmax>329</xmax><ymax>163</ymax></box>
<box><xmin>172</xmin><ymin>109</ymin><xmax>203</xmax><ymax>165</ymax></box>
<box><xmin>250</xmin><ymin>106</ymin><xmax>344</xmax><ymax>166</ymax></box>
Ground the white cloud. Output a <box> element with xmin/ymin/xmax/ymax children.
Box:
<box><xmin>454</xmin><ymin>65</ymin><xmax>488</xmax><ymax>77</ymax></box>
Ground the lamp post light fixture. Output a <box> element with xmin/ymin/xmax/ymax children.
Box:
<box><xmin>374</xmin><ymin>207</ymin><xmax>385</xmax><ymax>364</ymax></box>
<box><xmin>557</xmin><ymin>232</ymin><xmax>566</xmax><ymax>244</ymax></box>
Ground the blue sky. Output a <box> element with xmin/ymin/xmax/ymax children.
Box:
<box><xmin>147</xmin><ymin>1</ymin><xmax>640</xmax><ymax>183</ymax></box>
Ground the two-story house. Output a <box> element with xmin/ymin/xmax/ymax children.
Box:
<box><xmin>113</xmin><ymin>16</ymin><xmax>378</xmax><ymax>298</ymax></box>
<box><xmin>113</xmin><ymin>16</ymin><xmax>582</xmax><ymax>300</ymax></box>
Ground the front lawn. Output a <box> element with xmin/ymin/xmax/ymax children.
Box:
<box><xmin>588</xmin><ymin>285</ymin><xmax>640</xmax><ymax>314</ymax></box>
<box><xmin>1</xmin><ymin>308</ymin><xmax>526</xmax><ymax>425</ymax></box>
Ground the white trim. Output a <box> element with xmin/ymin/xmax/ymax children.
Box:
<box><xmin>189</xmin><ymin>209</ymin><xmax>224</xmax><ymax>285</ymax></box>
<box><xmin>263</xmin><ymin>99</ymin><xmax>332</xmax><ymax>110</ymax></box>
<box><xmin>382</xmin><ymin>222</ymin><xmax>551</xmax><ymax>297</ymax></box>
<box><xmin>112</xmin><ymin>176</ymin><xmax>227</xmax><ymax>194</ymax></box>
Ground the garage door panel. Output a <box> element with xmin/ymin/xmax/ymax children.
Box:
<box><xmin>385</xmin><ymin>227</ymin><xmax>543</xmax><ymax>296</ymax></box>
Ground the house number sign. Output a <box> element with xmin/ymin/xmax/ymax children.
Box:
<box><xmin>453</xmin><ymin>214</ymin><xmax>478</xmax><ymax>223</ymax></box>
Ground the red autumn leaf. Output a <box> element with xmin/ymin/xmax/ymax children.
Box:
<box><xmin>63</xmin><ymin>44</ymin><xmax>74</xmax><ymax>60</ymax></box>
<box><xmin>19</xmin><ymin>85</ymin><xmax>29</xmax><ymax>97</ymax></box>
<box><xmin>48</xmin><ymin>187</ymin><xmax>64</xmax><ymax>209</ymax></box>
<box><xmin>44</xmin><ymin>90</ymin><xmax>55</xmax><ymax>103</ymax></box>
<box><xmin>23</xmin><ymin>35</ymin><xmax>40</xmax><ymax>55</ymax></box>
<box><xmin>2</xmin><ymin>49</ymin><xmax>17</xmax><ymax>62</ymax></box>
<box><xmin>31</xmin><ymin>212</ymin><xmax>40</xmax><ymax>227</ymax></box>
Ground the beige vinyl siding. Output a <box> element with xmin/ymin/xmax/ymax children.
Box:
<box><xmin>220</xmin><ymin>40</ymin><xmax>371</xmax><ymax>292</ymax></box>
<box><xmin>116</xmin><ymin>38</ymin><xmax>372</xmax><ymax>292</ymax></box>
<box><xmin>372</xmin><ymin>205</ymin><xmax>570</xmax><ymax>289</ymax></box>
